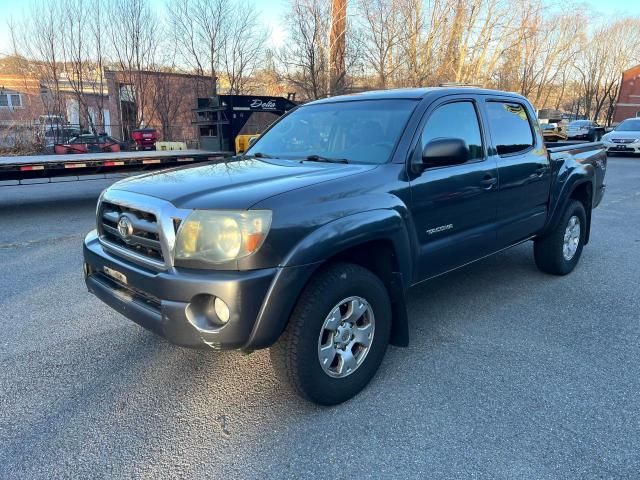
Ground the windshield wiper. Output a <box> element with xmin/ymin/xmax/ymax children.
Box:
<box><xmin>303</xmin><ymin>154</ymin><xmax>349</xmax><ymax>164</ymax></box>
<box><xmin>244</xmin><ymin>152</ymin><xmax>274</xmax><ymax>159</ymax></box>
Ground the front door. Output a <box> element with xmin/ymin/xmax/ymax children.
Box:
<box><xmin>408</xmin><ymin>98</ymin><xmax>499</xmax><ymax>282</ymax></box>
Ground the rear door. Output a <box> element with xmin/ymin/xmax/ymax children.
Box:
<box><xmin>408</xmin><ymin>96</ymin><xmax>499</xmax><ymax>281</ymax></box>
<box><xmin>482</xmin><ymin>99</ymin><xmax>551</xmax><ymax>248</ymax></box>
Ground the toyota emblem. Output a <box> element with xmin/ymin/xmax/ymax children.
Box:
<box><xmin>117</xmin><ymin>215</ymin><xmax>134</xmax><ymax>239</ymax></box>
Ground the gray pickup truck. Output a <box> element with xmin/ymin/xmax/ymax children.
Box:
<box><xmin>83</xmin><ymin>87</ymin><xmax>606</xmax><ymax>405</ymax></box>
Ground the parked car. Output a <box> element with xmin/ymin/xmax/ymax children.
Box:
<box><xmin>541</xmin><ymin>122</ymin><xmax>567</xmax><ymax>142</ymax></box>
<box><xmin>602</xmin><ymin>118</ymin><xmax>640</xmax><ymax>155</ymax></box>
<box><xmin>83</xmin><ymin>87</ymin><xmax>607</xmax><ymax>405</ymax></box>
<box><xmin>38</xmin><ymin>115</ymin><xmax>81</xmax><ymax>152</ymax></box>
<box><xmin>566</xmin><ymin>120</ymin><xmax>605</xmax><ymax>141</ymax></box>
<box><xmin>54</xmin><ymin>133</ymin><xmax>124</xmax><ymax>154</ymax></box>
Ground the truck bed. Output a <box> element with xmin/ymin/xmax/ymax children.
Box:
<box><xmin>547</xmin><ymin>141</ymin><xmax>606</xmax><ymax>208</ymax></box>
<box><xmin>546</xmin><ymin>141</ymin><xmax>602</xmax><ymax>153</ymax></box>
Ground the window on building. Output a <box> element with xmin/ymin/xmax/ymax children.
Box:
<box><xmin>486</xmin><ymin>101</ymin><xmax>534</xmax><ymax>156</ymax></box>
<box><xmin>200</xmin><ymin>126</ymin><xmax>218</xmax><ymax>137</ymax></box>
<box><xmin>0</xmin><ymin>93</ymin><xmax>23</xmax><ymax>108</ymax></box>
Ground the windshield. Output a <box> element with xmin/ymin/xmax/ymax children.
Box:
<box><xmin>246</xmin><ymin>99</ymin><xmax>417</xmax><ymax>164</ymax></box>
<box><xmin>569</xmin><ymin>120</ymin><xmax>590</xmax><ymax>127</ymax></box>
<box><xmin>615</xmin><ymin>119</ymin><xmax>640</xmax><ymax>131</ymax></box>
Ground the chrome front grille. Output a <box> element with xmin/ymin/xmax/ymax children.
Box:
<box><xmin>100</xmin><ymin>202</ymin><xmax>164</xmax><ymax>262</ymax></box>
<box><xmin>611</xmin><ymin>138</ymin><xmax>634</xmax><ymax>144</ymax></box>
<box><xmin>97</xmin><ymin>189</ymin><xmax>191</xmax><ymax>270</ymax></box>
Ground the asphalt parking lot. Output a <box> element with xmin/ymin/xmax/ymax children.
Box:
<box><xmin>1</xmin><ymin>157</ymin><xmax>639</xmax><ymax>479</ymax></box>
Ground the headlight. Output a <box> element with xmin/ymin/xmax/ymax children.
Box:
<box><xmin>175</xmin><ymin>210</ymin><xmax>272</xmax><ymax>264</ymax></box>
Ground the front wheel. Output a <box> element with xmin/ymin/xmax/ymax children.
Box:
<box><xmin>534</xmin><ymin>200</ymin><xmax>587</xmax><ymax>275</ymax></box>
<box><xmin>270</xmin><ymin>262</ymin><xmax>391</xmax><ymax>405</ymax></box>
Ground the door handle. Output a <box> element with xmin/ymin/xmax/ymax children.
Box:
<box><xmin>480</xmin><ymin>175</ymin><xmax>497</xmax><ymax>189</ymax></box>
<box><xmin>530</xmin><ymin>167</ymin><xmax>547</xmax><ymax>179</ymax></box>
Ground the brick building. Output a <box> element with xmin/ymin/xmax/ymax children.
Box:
<box><xmin>0</xmin><ymin>56</ymin><xmax>212</xmax><ymax>150</ymax></box>
<box><xmin>613</xmin><ymin>65</ymin><xmax>640</xmax><ymax>123</ymax></box>
<box><xmin>103</xmin><ymin>69</ymin><xmax>211</xmax><ymax>142</ymax></box>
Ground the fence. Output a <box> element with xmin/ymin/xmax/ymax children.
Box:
<box><xmin>0</xmin><ymin>120</ymin><xmax>200</xmax><ymax>154</ymax></box>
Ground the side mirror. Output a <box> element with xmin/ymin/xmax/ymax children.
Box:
<box><xmin>421</xmin><ymin>138</ymin><xmax>469</xmax><ymax>168</ymax></box>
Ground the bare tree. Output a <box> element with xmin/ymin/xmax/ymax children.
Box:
<box><xmin>279</xmin><ymin>0</ymin><xmax>331</xmax><ymax>100</ymax></box>
<box><xmin>108</xmin><ymin>0</ymin><xmax>160</xmax><ymax>130</ymax></box>
<box><xmin>147</xmin><ymin>70</ymin><xmax>200</xmax><ymax>140</ymax></box>
<box><xmin>222</xmin><ymin>0</ymin><xmax>268</xmax><ymax>94</ymax></box>
<box><xmin>357</xmin><ymin>0</ymin><xmax>405</xmax><ymax>88</ymax></box>
<box><xmin>592</xmin><ymin>19</ymin><xmax>640</xmax><ymax>122</ymax></box>
<box><xmin>59</xmin><ymin>0</ymin><xmax>110</xmax><ymax>135</ymax></box>
<box><xmin>397</xmin><ymin>0</ymin><xmax>452</xmax><ymax>87</ymax></box>
<box><xmin>16</xmin><ymin>1</ymin><xmax>66</xmax><ymax>124</ymax></box>
<box><xmin>575</xmin><ymin>18</ymin><xmax>640</xmax><ymax>122</ymax></box>
<box><xmin>87</xmin><ymin>0</ymin><xmax>109</xmax><ymax>133</ymax></box>
<box><xmin>168</xmin><ymin>0</ymin><xmax>229</xmax><ymax>94</ymax></box>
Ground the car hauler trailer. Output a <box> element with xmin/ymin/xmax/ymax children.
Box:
<box><xmin>0</xmin><ymin>149</ymin><xmax>230</xmax><ymax>186</ymax></box>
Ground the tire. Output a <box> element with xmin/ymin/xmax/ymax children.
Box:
<box><xmin>270</xmin><ymin>262</ymin><xmax>391</xmax><ymax>405</ymax></box>
<box><xmin>534</xmin><ymin>200</ymin><xmax>587</xmax><ymax>275</ymax></box>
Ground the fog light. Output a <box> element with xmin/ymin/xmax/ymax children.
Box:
<box><xmin>214</xmin><ymin>297</ymin><xmax>230</xmax><ymax>324</ymax></box>
<box><xmin>186</xmin><ymin>294</ymin><xmax>230</xmax><ymax>332</ymax></box>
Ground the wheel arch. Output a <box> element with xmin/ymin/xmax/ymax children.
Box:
<box><xmin>545</xmin><ymin>164</ymin><xmax>595</xmax><ymax>244</ymax></box>
<box><xmin>322</xmin><ymin>238</ymin><xmax>410</xmax><ymax>347</ymax></box>
<box><xmin>245</xmin><ymin>209</ymin><xmax>413</xmax><ymax>350</ymax></box>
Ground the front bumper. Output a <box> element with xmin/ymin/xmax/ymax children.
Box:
<box><xmin>604</xmin><ymin>142</ymin><xmax>640</xmax><ymax>154</ymax></box>
<box><xmin>83</xmin><ymin>231</ymin><xmax>316</xmax><ymax>350</ymax></box>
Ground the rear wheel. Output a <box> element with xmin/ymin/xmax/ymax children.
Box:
<box><xmin>534</xmin><ymin>200</ymin><xmax>587</xmax><ymax>275</ymax></box>
<box><xmin>270</xmin><ymin>262</ymin><xmax>391</xmax><ymax>405</ymax></box>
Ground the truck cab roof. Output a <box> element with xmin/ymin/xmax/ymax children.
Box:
<box><xmin>307</xmin><ymin>87</ymin><xmax>527</xmax><ymax>105</ymax></box>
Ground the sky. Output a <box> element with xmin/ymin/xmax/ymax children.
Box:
<box><xmin>0</xmin><ymin>0</ymin><xmax>639</xmax><ymax>57</ymax></box>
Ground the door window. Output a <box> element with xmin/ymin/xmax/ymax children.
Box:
<box><xmin>420</xmin><ymin>101</ymin><xmax>484</xmax><ymax>165</ymax></box>
<box><xmin>486</xmin><ymin>102</ymin><xmax>534</xmax><ymax>156</ymax></box>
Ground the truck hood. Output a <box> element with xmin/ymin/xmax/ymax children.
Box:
<box><xmin>110</xmin><ymin>158</ymin><xmax>377</xmax><ymax>210</ymax></box>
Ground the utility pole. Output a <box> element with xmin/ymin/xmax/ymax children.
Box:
<box><xmin>329</xmin><ymin>0</ymin><xmax>347</xmax><ymax>96</ymax></box>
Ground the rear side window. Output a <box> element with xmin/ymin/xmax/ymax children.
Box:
<box><xmin>486</xmin><ymin>102</ymin><xmax>534</xmax><ymax>156</ymax></box>
<box><xmin>420</xmin><ymin>101</ymin><xmax>484</xmax><ymax>163</ymax></box>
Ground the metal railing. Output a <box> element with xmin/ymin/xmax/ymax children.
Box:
<box><xmin>0</xmin><ymin>121</ymin><xmax>200</xmax><ymax>152</ymax></box>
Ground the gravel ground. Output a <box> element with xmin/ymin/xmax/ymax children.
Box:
<box><xmin>1</xmin><ymin>157</ymin><xmax>639</xmax><ymax>479</ymax></box>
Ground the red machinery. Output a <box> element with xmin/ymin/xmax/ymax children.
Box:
<box><xmin>131</xmin><ymin>128</ymin><xmax>158</xmax><ymax>151</ymax></box>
